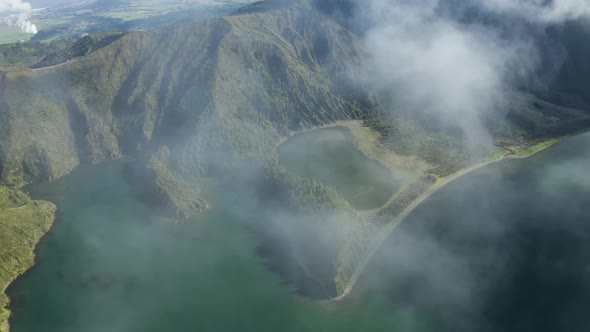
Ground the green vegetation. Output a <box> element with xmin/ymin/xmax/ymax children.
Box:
<box><xmin>124</xmin><ymin>147</ymin><xmax>209</xmax><ymax>221</ymax></box>
<box><xmin>145</xmin><ymin>149</ymin><xmax>209</xmax><ymax>220</ymax></box>
<box><xmin>0</xmin><ymin>38</ymin><xmax>73</xmax><ymax>70</ymax></box>
<box><xmin>0</xmin><ymin>27</ymin><xmax>30</xmax><ymax>46</ymax></box>
<box><xmin>514</xmin><ymin>138</ymin><xmax>561</xmax><ymax>157</ymax></box>
<box><xmin>373</xmin><ymin>176</ymin><xmax>438</xmax><ymax>224</ymax></box>
<box><xmin>0</xmin><ymin>1</ymin><xmax>248</xmax><ymax>46</ymax></box>
<box><xmin>0</xmin><ymin>0</ymin><xmax>366</xmax><ymax>195</ymax></box>
<box><xmin>493</xmin><ymin>93</ymin><xmax>590</xmax><ymax>150</ymax></box>
<box><xmin>362</xmin><ymin>112</ymin><xmax>492</xmax><ymax>177</ymax></box>
<box><xmin>262</xmin><ymin>158</ymin><xmax>350</xmax><ymax>212</ymax></box>
<box><xmin>484</xmin><ymin>147</ymin><xmax>511</xmax><ymax>162</ymax></box>
<box><xmin>32</xmin><ymin>31</ymin><xmax>126</xmax><ymax>68</ymax></box>
<box><xmin>254</xmin><ymin>158</ymin><xmax>374</xmax><ymax>296</ymax></box>
<box><xmin>272</xmin><ymin>123</ymin><xmax>440</xmax><ymax>295</ymax></box>
<box><xmin>0</xmin><ymin>186</ymin><xmax>55</xmax><ymax>332</ymax></box>
<box><xmin>0</xmin><ymin>30</ymin><xmax>123</xmax><ymax>71</ymax></box>
<box><xmin>363</xmin><ymin>91</ymin><xmax>590</xmax><ymax>177</ymax></box>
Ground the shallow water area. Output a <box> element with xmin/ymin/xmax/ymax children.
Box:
<box><xmin>278</xmin><ymin>126</ymin><xmax>406</xmax><ymax>210</ymax></box>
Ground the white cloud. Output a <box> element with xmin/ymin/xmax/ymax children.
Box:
<box><xmin>0</xmin><ymin>0</ymin><xmax>37</xmax><ymax>34</ymax></box>
<box><xmin>350</xmin><ymin>0</ymin><xmax>590</xmax><ymax>145</ymax></box>
<box><xmin>358</xmin><ymin>0</ymin><xmax>538</xmax><ymax>143</ymax></box>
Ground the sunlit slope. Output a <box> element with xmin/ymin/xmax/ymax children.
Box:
<box><xmin>0</xmin><ymin>1</ymin><xmax>364</xmax><ymax>190</ymax></box>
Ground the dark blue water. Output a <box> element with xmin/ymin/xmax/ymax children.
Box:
<box><xmin>357</xmin><ymin>132</ymin><xmax>590</xmax><ymax>332</ymax></box>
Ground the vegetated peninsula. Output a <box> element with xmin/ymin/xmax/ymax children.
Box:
<box><xmin>0</xmin><ymin>0</ymin><xmax>590</xmax><ymax>321</ymax></box>
<box><xmin>0</xmin><ymin>187</ymin><xmax>55</xmax><ymax>332</ymax></box>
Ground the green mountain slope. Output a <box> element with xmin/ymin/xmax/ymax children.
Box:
<box><xmin>0</xmin><ymin>0</ymin><xmax>365</xmax><ymax>192</ymax></box>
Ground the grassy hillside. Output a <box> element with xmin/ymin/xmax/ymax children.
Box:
<box><xmin>31</xmin><ymin>31</ymin><xmax>126</xmax><ymax>69</ymax></box>
<box><xmin>0</xmin><ymin>187</ymin><xmax>55</xmax><ymax>332</ymax></box>
<box><xmin>125</xmin><ymin>147</ymin><xmax>209</xmax><ymax>220</ymax></box>
<box><xmin>0</xmin><ymin>39</ymin><xmax>73</xmax><ymax>71</ymax></box>
<box><xmin>0</xmin><ymin>0</ymin><xmax>365</xmax><ymax>207</ymax></box>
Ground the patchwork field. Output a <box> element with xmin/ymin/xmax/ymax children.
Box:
<box><xmin>0</xmin><ymin>0</ymin><xmax>250</xmax><ymax>45</ymax></box>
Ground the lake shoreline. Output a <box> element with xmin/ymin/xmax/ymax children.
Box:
<box><xmin>333</xmin><ymin>136</ymin><xmax>565</xmax><ymax>301</ymax></box>
<box><xmin>276</xmin><ymin>121</ymin><xmax>571</xmax><ymax>301</ymax></box>
<box><xmin>277</xmin><ymin>125</ymin><xmax>402</xmax><ymax>210</ymax></box>
<box><xmin>2</xmin><ymin>281</ymin><xmax>11</xmax><ymax>294</ymax></box>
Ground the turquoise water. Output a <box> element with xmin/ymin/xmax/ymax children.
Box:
<box><xmin>8</xmin><ymin>161</ymin><xmax>435</xmax><ymax>332</ymax></box>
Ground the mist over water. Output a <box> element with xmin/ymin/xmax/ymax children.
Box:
<box><xmin>277</xmin><ymin>127</ymin><xmax>405</xmax><ymax>210</ymax></box>
<box><xmin>8</xmin><ymin>160</ymin><xmax>436</xmax><ymax>332</ymax></box>
<box><xmin>6</xmin><ymin>132</ymin><xmax>590</xmax><ymax>331</ymax></box>
<box><xmin>357</xmin><ymin>132</ymin><xmax>590</xmax><ymax>332</ymax></box>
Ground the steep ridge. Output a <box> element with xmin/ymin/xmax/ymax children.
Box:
<box><xmin>0</xmin><ymin>1</ymin><xmax>364</xmax><ymax>189</ymax></box>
